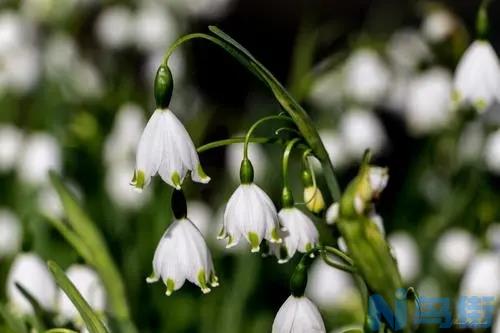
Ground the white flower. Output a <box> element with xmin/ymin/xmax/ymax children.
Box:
<box><xmin>386</xmin><ymin>29</ymin><xmax>431</xmax><ymax>70</ymax></box>
<box><xmin>132</xmin><ymin>108</ymin><xmax>210</xmax><ymax>190</ymax></box>
<box><xmin>71</xmin><ymin>59</ymin><xmax>103</xmax><ymax>99</ymax></box>
<box><xmin>318</xmin><ymin>130</ymin><xmax>348</xmax><ymax>170</ymax></box>
<box><xmin>58</xmin><ymin>265</ymin><xmax>106</xmax><ymax>322</ymax></box>
<box><xmin>274</xmin><ymin>207</ymin><xmax>319</xmax><ymax>263</ymax></box>
<box><xmin>459</xmin><ymin>252</ymin><xmax>500</xmax><ymax>297</ymax></box>
<box><xmin>306</xmin><ymin>259</ymin><xmax>359</xmax><ymax>310</ymax></box>
<box><xmin>106</xmin><ymin>163</ymin><xmax>150</xmax><ymax>210</ymax></box>
<box><xmin>484</xmin><ymin>129</ymin><xmax>500</xmax><ymax>174</ymax></box>
<box><xmin>434</xmin><ymin>228</ymin><xmax>477</xmax><ymax>274</ymax></box>
<box><xmin>454</xmin><ymin>40</ymin><xmax>500</xmax><ymax>111</ymax></box>
<box><xmin>388</xmin><ymin>232</ymin><xmax>420</xmax><ymax>283</ymax></box>
<box><xmin>147</xmin><ymin>218</ymin><xmax>218</xmax><ymax>295</ymax></box>
<box><xmin>339</xmin><ymin>108</ymin><xmax>387</xmax><ymax>159</ymax></box>
<box><xmin>325</xmin><ymin>202</ymin><xmax>339</xmax><ymax>225</ymax></box>
<box><xmin>0</xmin><ymin>209</ymin><xmax>22</xmax><ymax>258</ymax></box>
<box><xmin>7</xmin><ymin>253</ymin><xmax>57</xmax><ymax>314</ymax></box>
<box><xmin>226</xmin><ymin>142</ymin><xmax>267</xmax><ymax>183</ymax></box>
<box><xmin>0</xmin><ymin>124</ymin><xmax>23</xmax><ymax>172</ymax></box>
<box><xmin>421</xmin><ymin>9</ymin><xmax>456</xmax><ymax>43</ymax></box>
<box><xmin>343</xmin><ymin>49</ymin><xmax>390</xmax><ymax>105</ymax></box>
<box><xmin>272</xmin><ymin>295</ymin><xmax>326</xmax><ymax>333</ymax></box>
<box><xmin>220</xmin><ymin>183</ymin><xmax>281</xmax><ymax>252</ymax></box>
<box><xmin>95</xmin><ymin>5</ymin><xmax>133</xmax><ymax>50</ymax></box>
<box><xmin>17</xmin><ymin>132</ymin><xmax>62</xmax><ymax>186</ymax></box>
<box><xmin>405</xmin><ymin>67</ymin><xmax>452</xmax><ymax>135</ymax></box>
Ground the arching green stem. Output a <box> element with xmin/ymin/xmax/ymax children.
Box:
<box><xmin>320</xmin><ymin>250</ymin><xmax>357</xmax><ymax>273</ymax></box>
<box><xmin>163</xmin><ymin>27</ymin><xmax>341</xmax><ymax>201</ymax></box>
<box><xmin>197</xmin><ymin>136</ymin><xmax>275</xmax><ymax>153</ymax></box>
<box><xmin>243</xmin><ymin>115</ymin><xmax>293</xmax><ymax>160</ymax></box>
<box><xmin>282</xmin><ymin>138</ymin><xmax>301</xmax><ymax>188</ymax></box>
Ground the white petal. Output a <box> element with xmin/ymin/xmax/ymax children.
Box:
<box><xmin>272</xmin><ymin>296</ymin><xmax>326</xmax><ymax>333</ymax></box>
<box><xmin>135</xmin><ymin>109</ymin><xmax>164</xmax><ymax>187</ymax></box>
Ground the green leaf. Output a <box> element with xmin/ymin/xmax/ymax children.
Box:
<box><xmin>0</xmin><ymin>303</ymin><xmax>28</xmax><ymax>333</ymax></box>
<box><xmin>45</xmin><ymin>329</ymin><xmax>79</xmax><ymax>333</ymax></box>
<box><xmin>14</xmin><ymin>283</ymin><xmax>47</xmax><ymax>331</ymax></box>
<box><xmin>47</xmin><ymin>261</ymin><xmax>108</xmax><ymax>333</ymax></box>
<box><xmin>47</xmin><ymin>172</ymin><xmax>136</xmax><ymax>333</ymax></box>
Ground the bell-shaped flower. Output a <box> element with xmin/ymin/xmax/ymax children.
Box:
<box><xmin>272</xmin><ymin>295</ymin><xmax>326</xmax><ymax>333</ymax></box>
<box><xmin>274</xmin><ymin>207</ymin><xmax>319</xmax><ymax>263</ymax></box>
<box><xmin>132</xmin><ymin>108</ymin><xmax>210</xmax><ymax>190</ymax></box>
<box><xmin>453</xmin><ymin>40</ymin><xmax>500</xmax><ymax>111</ymax></box>
<box><xmin>7</xmin><ymin>253</ymin><xmax>57</xmax><ymax>314</ymax></box>
<box><xmin>147</xmin><ymin>218</ymin><xmax>218</xmax><ymax>295</ymax></box>
<box><xmin>220</xmin><ymin>183</ymin><xmax>281</xmax><ymax>252</ymax></box>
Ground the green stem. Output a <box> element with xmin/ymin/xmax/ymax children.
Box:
<box><xmin>243</xmin><ymin>115</ymin><xmax>293</xmax><ymax>159</ymax></box>
<box><xmin>319</xmin><ymin>250</ymin><xmax>357</xmax><ymax>273</ymax></box>
<box><xmin>323</xmin><ymin>245</ymin><xmax>354</xmax><ymax>265</ymax></box>
<box><xmin>197</xmin><ymin>136</ymin><xmax>275</xmax><ymax>153</ymax></box>
<box><xmin>163</xmin><ymin>27</ymin><xmax>341</xmax><ymax>201</ymax></box>
<box><xmin>282</xmin><ymin>138</ymin><xmax>301</xmax><ymax>188</ymax></box>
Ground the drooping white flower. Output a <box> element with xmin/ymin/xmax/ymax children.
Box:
<box><xmin>405</xmin><ymin>67</ymin><xmax>452</xmax><ymax>135</ymax></box>
<box><xmin>220</xmin><ymin>183</ymin><xmax>281</xmax><ymax>252</ymax></box>
<box><xmin>343</xmin><ymin>48</ymin><xmax>391</xmax><ymax>105</ymax></box>
<box><xmin>484</xmin><ymin>129</ymin><xmax>500</xmax><ymax>174</ymax></box>
<box><xmin>274</xmin><ymin>207</ymin><xmax>319</xmax><ymax>263</ymax></box>
<box><xmin>0</xmin><ymin>124</ymin><xmax>23</xmax><ymax>172</ymax></box>
<box><xmin>58</xmin><ymin>265</ymin><xmax>106</xmax><ymax>322</ymax></box>
<box><xmin>7</xmin><ymin>253</ymin><xmax>57</xmax><ymax>314</ymax></box>
<box><xmin>388</xmin><ymin>232</ymin><xmax>421</xmax><ymax>283</ymax></box>
<box><xmin>147</xmin><ymin>218</ymin><xmax>218</xmax><ymax>295</ymax></box>
<box><xmin>434</xmin><ymin>228</ymin><xmax>477</xmax><ymax>274</ymax></box>
<box><xmin>0</xmin><ymin>209</ymin><xmax>22</xmax><ymax>258</ymax></box>
<box><xmin>272</xmin><ymin>295</ymin><xmax>326</xmax><ymax>333</ymax></box>
<box><xmin>421</xmin><ymin>9</ymin><xmax>457</xmax><ymax>43</ymax></box>
<box><xmin>454</xmin><ymin>40</ymin><xmax>500</xmax><ymax>111</ymax></box>
<box><xmin>95</xmin><ymin>5</ymin><xmax>133</xmax><ymax>50</ymax></box>
<box><xmin>132</xmin><ymin>108</ymin><xmax>210</xmax><ymax>190</ymax></box>
<box><xmin>306</xmin><ymin>259</ymin><xmax>359</xmax><ymax>310</ymax></box>
<box><xmin>17</xmin><ymin>132</ymin><xmax>62</xmax><ymax>186</ymax></box>
<box><xmin>459</xmin><ymin>252</ymin><xmax>500</xmax><ymax>298</ymax></box>
<box><xmin>339</xmin><ymin>108</ymin><xmax>387</xmax><ymax>159</ymax></box>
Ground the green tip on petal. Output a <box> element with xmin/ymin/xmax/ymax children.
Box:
<box><xmin>248</xmin><ymin>232</ymin><xmax>260</xmax><ymax>252</ymax></box>
<box><xmin>171</xmin><ymin>171</ymin><xmax>182</xmax><ymax>189</ymax></box>
<box><xmin>271</xmin><ymin>228</ymin><xmax>282</xmax><ymax>244</ymax></box>
<box><xmin>131</xmin><ymin>170</ymin><xmax>145</xmax><ymax>191</ymax></box>
<box><xmin>198</xmin><ymin>270</ymin><xmax>211</xmax><ymax>294</ymax></box>
<box><xmin>197</xmin><ymin>164</ymin><xmax>211</xmax><ymax>183</ymax></box>
<box><xmin>217</xmin><ymin>227</ymin><xmax>226</xmax><ymax>240</ymax></box>
<box><xmin>278</xmin><ymin>246</ymin><xmax>289</xmax><ymax>264</ymax></box>
<box><xmin>210</xmin><ymin>272</ymin><xmax>219</xmax><ymax>287</ymax></box>
<box><xmin>165</xmin><ymin>279</ymin><xmax>175</xmax><ymax>296</ymax></box>
<box><xmin>225</xmin><ymin>235</ymin><xmax>237</xmax><ymax>248</ymax></box>
<box><xmin>475</xmin><ymin>98</ymin><xmax>487</xmax><ymax>112</ymax></box>
<box><xmin>146</xmin><ymin>273</ymin><xmax>159</xmax><ymax>283</ymax></box>
<box><xmin>305</xmin><ymin>243</ymin><xmax>314</xmax><ymax>253</ymax></box>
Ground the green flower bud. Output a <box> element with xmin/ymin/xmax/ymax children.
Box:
<box><xmin>240</xmin><ymin>158</ymin><xmax>254</xmax><ymax>184</ymax></box>
<box><xmin>171</xmin><ymin>189</ymin><xmax>187</xmax><ymax>219</ymax></box>
<box><xmin>281</xmin><ymin>187</ymin><xmax>294</xmax><ymax>208</ymax></box>
<box><xmin>154</xmin><ymin>64</ymin><xmax>174</xmax><ymax>108</ymax></box>
<box><xmin>301</xmin><ymin>169</ymin><xmax>313</xmax><ymax>187</ymax></box>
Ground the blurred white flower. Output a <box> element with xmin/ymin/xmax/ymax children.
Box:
<box><xmin>486</xmin><ymin>223</ymin><xmax>500</xmax><ymax>251</ymax></box>
<box><xmin>457</xmin><ymin>121</ymin><xmax>484</xmax><ymax>164</ymax></box>
<box><xmin>71</xmin><ymin>59</ymin><xmax>104</xmax><ymax>99</ymax></box>
<box><xmin>459</xmin><ymin>252</ymin><xmax>500</xmax><ymax>297</ymax></box>
<box><xmin>405</xmin><ymin>67</ymin><xmax>452</xmax><ymax>135</ymax></box>
<box><xmin>388</xmin><ymin>231</ymin><xmax>420</xmax><ymax>283</ymax></box>
<box><xmin>134</xmin><ymin>3</ymin><xmax>177</xmax><ymax>52</ymax></box>
<box><xmin>422</xmin><ymin>9</ymin><xmax>456</xmax><ymax>43</ymax></box>
<box><xmin>386</xmin><ymin>29</ymin><xmax>431</xmax><ymax>70</ymax></box>
<box><xmin>318</xmin><ymin>130</ymin><xmax>348</xmax><ymax>169</ymax></box>
<box><xmin>103</xmin><ymin>103</ymin><xmax>145</xmax><ymax>165</ymax></box>
<box><xmin>274</xmin><ymin>207</ymin><xmax>319</xmax><ymax>263</ymax></box>
<box><xmin>7</xmin><ymin>253</ymin><xmax>57</xmax><ymax>314</ymax></box>
<box><xmin>309</xmin><ymin>69</ymin><xmax>343</xmax><ymax>111</ymax></box>
<box><xmin>58</xmin><ymin>265</ymin><xmax>106</xmax><ymax>322</ymax></box>
<box><xmin>132</xmin><ymin>108</ymin><xmax>210</xmax><ymax>190</ymax></box>
<box><xmin>325</xmin><ymin>202</ymin><xmax>339</xmax><ymax>225</ymax></box>
<box><xmin>17</xmin><ymin>132</ymin><xmax>62</xmax><ymax>186</ymax></box>
<box><xmin>339</xmin><ymin>108</ymin><xmax>387</xmax><ymax>159</ymax></box>
<box><xmin>95</xmin><ymin>5</ymin><xmax>133</xmax><ymax>49</ymax></box>
<box><xmin>0</xmin><ymin>124</ymin><xmax>23</xmax><ymax>172</ymax></box>
<box><xmin>37</xmin><ymin>185</ymin><xmax>64</xmax><ymax>218</ymax></box>
<box><xmin>306</xmin><ymin>259</ymin><xmax>359</xmax><ymax>310</ymax></box>
<box><xmin>105</xmin><ymin>163</ymin><xmax>150</xmax><ymax>210</ymax></box>
<box><xmin>272</xmin><ymin>295</ymin><xmax>326</xmax><ymax>333</ymax></box>
<box><xmin>454</xmin><ymin>40</ymin><xmax>500</xmax><ymax>111</ymax></box>
<box><xmin>0</xmin><ymin>11</ymin><xmax>33</xmax><ymax>54</ymax></box>
<box><xmin>484</xmin><ymin>129</ymin><xmax>500</xmax><ymax>174</ymax></box>
<box><xmin>44</xmin><ymin>33</ymin><xmax>79</xmax><ymax>79</ymax></box>
<box><xmin>434</xmin><ymin>228</ymin><xmax>477</xmax><ymax>274</ymax></box>
<box><xmin>0</xmin><ymin>209</ymin><xmax>22</xmax><ymax>258</ymax></box>
<box><xmin>187</xmin><ymin>200</ymin><xmax>213</xmax><ymax>238</ymax></box>
<box><xmin>343</xmin><ymin>48</ymin><xmax>390</xmax><ymax>105</ymax></box>
<box><xmin>221</xmin><ymin>183</ymin><xmax>281</xmax><ymax>252</ymax></box>
<box><xmin>226</xmin><ymin>142</ymin><xmax>267</xmax><ymax>183</ymax></box>
<box><xmin>21</xmin><ymin>0</ymin><xmax>78</xmax><ymax>22</ymax></box>
<box><xmin>171</xmin><ymin>0</ymin><xmax>235</xmax><ymax>19</ymax></box>
<box><xmin>147</xmin><ymin>218</ymin><xmax>218</xmax><ymax>295</ymax></box>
